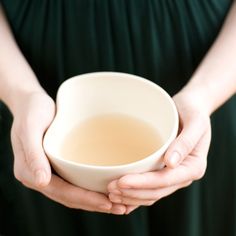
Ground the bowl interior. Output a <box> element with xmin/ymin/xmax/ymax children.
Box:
<box><xmin>43</xmin><ymin>72</ymin><xmax>178</xmax><ymax>166</ymax></box>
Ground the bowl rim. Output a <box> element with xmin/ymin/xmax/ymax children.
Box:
<box><xmin>43</xmin><ymin>71</ymin><xmax>179</xmax><ymax>170</ymax></box>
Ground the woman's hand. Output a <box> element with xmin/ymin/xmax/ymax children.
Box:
<box><xmin>11</xmin><ymin>91</ymin><xmax>126</xmax><ymax>214</ymax></box>
<box><xmin>107</xmin><ymin>90</ymin><xmax>211</xmax><ymax>214</ymax></box>
<box><xmin>107</xmin><ymin>0</ymin><xmax>236</xmax><ymax>214</ymax></box>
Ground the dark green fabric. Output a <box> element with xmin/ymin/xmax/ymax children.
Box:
<box><xmin>0</xmin><ymin>1</ymin><xmax>235</xmax><ymax>235</ymax></box>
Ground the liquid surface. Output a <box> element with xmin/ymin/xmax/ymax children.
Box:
<box><xmin>60</xmin><ymin>113</ymin><xmax>163</xmax><ymax>166</ymax></box>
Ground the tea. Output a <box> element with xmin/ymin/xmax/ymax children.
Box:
<box><xmin>60</xmin><ymin>113</ymin><xmax>163</xmax><ymax>166</ymax></box>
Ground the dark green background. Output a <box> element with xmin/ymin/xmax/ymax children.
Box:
<box><xmin>0</xmin><ymin>1</ymin><xmax>235</xmax><ymax>235</ymax></box>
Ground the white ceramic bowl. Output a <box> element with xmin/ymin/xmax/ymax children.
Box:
<box><xmin>43</xmin><ymin>72</ymin><xmax>179</xmax><ymax>193</ymax></box>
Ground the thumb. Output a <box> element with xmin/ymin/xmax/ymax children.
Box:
<box><xmin>12</xmin><ymin>93</ymin><xmax>55</xmax><ymax>188</ymax></box>
<box><xmin>12</xmin><ymin>123</ymin><xmax>51</xmax><ymax>188</ymax></box>
<box><xmin>24</xmin><ymin>143</ymin><xmax>51</xmax><ymax>188</ymax></box>
<box><xmin>164</xmin><ymin>117</ymin><xmax>205</xmax><ymax>168</ymax></box>
<box><xmin>23</xmin><ymin>119</ymin><xmax>52</xmax><ymax>188</ymax></box>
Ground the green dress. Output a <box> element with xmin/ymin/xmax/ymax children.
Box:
<box><xmin>0</xmin><ymin>1</ymin><xmax>235</xmax><ymax>235</ymax></box>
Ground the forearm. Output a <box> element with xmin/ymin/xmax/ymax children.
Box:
<box><xmin>0</xmin><ymin>4</ymin><xmax>44</xmax><ymax>114</ymax></box>
<box><xmin>181</xmin><ymin>1</ymin><xmax>236</xmax><ymax>115</ymax></box>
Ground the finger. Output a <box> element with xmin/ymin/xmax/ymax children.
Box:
<box><xmin>115</xmin><ymin>151</ymin><xmax>206</xmax><ymax>190</ymax></box>
<box><xmin>21</xmin><ymin>106</ymin><xmax>55</xmax><ymax>187</ymax></box>
<box><xmin>109</xmin><ymin>181</ymin><xmax>191</xmax><ymax>205</ymax></box>
<box><xmin>23</xmin><ymin>139</ymin><xmax>51</xmax><ymax>187</ymax></box>
<box><xmin>109</xmin><ymin>193</ymin><xmax>155</xmax><ymax>206</ymax></box>
<box><xmin>119</xmin><ymin>181</ymin><xmax>192</xmax><ymax>200</ymax></box>
<box><xmin>125</xmin><ymin>206</ymin><xmax>139</xmax><ymax>215</ymax></box>
<box><xmin>40</xmin><ymin>174</ymin><xmax>114</xmax><ymax>213</ymax></box>
<box><xmin>12</xmin><ymin>127</ymin><xmax>51</xmax><ymax>188</ymax></box>
<box><xmin>115</xmin><ymin>167</ymin><xmax>190</xmax><ymax>189</ymax></box>
<box><xmin>107</xmin><ymin>180</ymin><xmax>121</xmax><ymax>194</ymax></box>
<box><xmin>15</xmin><ymin>159</ymin><xmax>126</xmax><ymax>215</ymax></box>
<box><xmin>11</xmin><ymin>132</ymin><xmax>37</xmax><ymax>187</ymax></box>
<box><xmin>117</xmin><ymin>125</ymin><xmax>210</xmax><ymax>190</ymax></box>
<box><xmin>110</xmin><ymin>204</ymin><xmax>127</xmax><ymax>215</ymax></box>
<box><xmin>164</xmin><ymin>114</ymin><xmax>209</xmax><ymax>168</ymax></box>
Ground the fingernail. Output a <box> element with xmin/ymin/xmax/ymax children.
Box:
<box><xmin>35</xmin><ymin>170</ymin><xmax>47</xmax><ymax>186</ymax></box>
<box><xmin>111</xmin><ymin>205</ymin><xmax>126</xmax><ymax>215</ymax></box>
<box><xmin>168</xmin><ymin>152</ymin><xmax>181</xmax><ymax>166</ymax></box>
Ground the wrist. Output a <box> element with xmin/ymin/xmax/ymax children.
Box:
<box><xmin>4</xmin><ymin>84</ymin><xmax>46</xmax><ymax>116</ymax></box>
<box><xmin>177</xmin><ymin>80</ymin><xmax>213</xmax><ymax>116</ymax></box>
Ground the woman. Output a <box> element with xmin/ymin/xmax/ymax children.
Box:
<box><xmin>0</xmin><ymin>1</ymin><xmax>235</xmax><ymax>235</ymax></box>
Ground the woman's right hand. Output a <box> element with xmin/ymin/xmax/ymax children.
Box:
<box><xmin>11</xmin><ymin>91</ymin><xmax>126</xmax><ymax>214</ymax></box>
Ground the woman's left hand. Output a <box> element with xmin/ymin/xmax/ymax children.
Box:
<box><xmin>107</xmin><ymin>90</ymin><xmax>211</xmax><ymax>214</ymax></box>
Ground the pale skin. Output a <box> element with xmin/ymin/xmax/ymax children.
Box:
<box><xmin>0</xmin><ymin>3</ymin><xmax>236</xmax><ymax>215</ymax></box>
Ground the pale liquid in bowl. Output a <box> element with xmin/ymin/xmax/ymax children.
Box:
<box><xmin>60</xmin><ymin>113</ymin><xmax>163</xmax><ymax>166</ymax></box>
